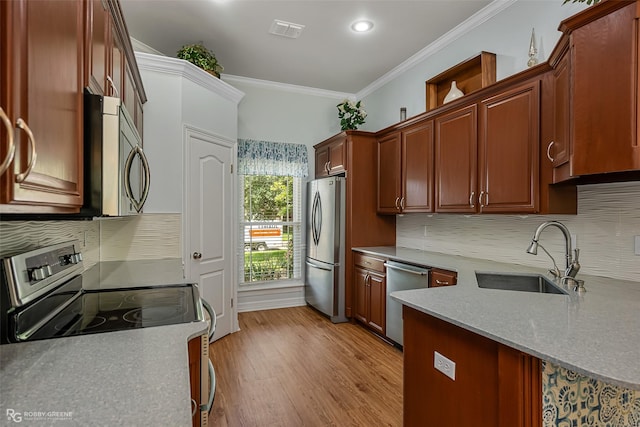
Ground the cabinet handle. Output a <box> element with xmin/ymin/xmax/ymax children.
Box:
<box><xmin>435</xmin><ymin>279</ymin><xmax>450</xmax><ymax>286</ymax></box>
<box><xmin>106</xmin><ymin>75</ymin><xmax>120</xmax><ymax>98</ymax></box>
<box><xmin>400</xmin><ymin>197</ymin><xmax>405</xmax><ymax>210</ymax></box>
<box><xmin>479</xmin><ymin>191</ymin><xmax>485</xmax><ymax>208</ymax></box>
<box><xmin>546</xmin><ymin>141</ymin><xmax>555</xmax><ymax>162</ymax></box>
<box><xmin>484</xmin><ymin>192</ymin><xmax>489</xmax><ymax>206</ymax></box>
<box><xmin>394</xmin><ymin>197</ymin><xmax>400</xmax><ymax>210</ymax></box>
<box><xmin>0</xmin><ymin>107</ymin><xmax>16</xmax><ymax>175</ymax></box>
<box><xmin>15</xmin><ymin>118</ymin><xmax>37</xmax><ymax>183</ymax></box>
<box><xmin>469</xmin><ymin>191</ymin><xmax>475</xmax><ymax>208</ymax></box>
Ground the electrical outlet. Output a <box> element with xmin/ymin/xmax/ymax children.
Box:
<box><xmin>635</xmin><ymin>236</ymin><xmax>640</xmax><ymax>255</ymax></box>
<box><xmin>434</xmin><ymin>351</ymin><xmax>456</xmax><ymax>381</ymax></box>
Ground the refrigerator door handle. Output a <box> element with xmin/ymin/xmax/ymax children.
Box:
<box><xmin>305</xmin><ymin>260</ymin><xmax>333</xmax><ymax>272</ymax></box>
<box><xmin>315</xmin><ymin>191</ymin><xmax>322</xmax><ymax>244</ymax></box>
<box><xmin>311</xmin><ymin>191</ymin><xmax>318</xmax><ymax>246</ymax></box>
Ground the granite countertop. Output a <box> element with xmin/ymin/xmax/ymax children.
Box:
<box><xmin>0</xmin><ymin>258</ymin><xmax>208</xmax><ymax>426</ymax></box>
<box><xmin>354</xmin><ymin>246</ymin><xmax>640</xmax><ymax>391</ymax></box>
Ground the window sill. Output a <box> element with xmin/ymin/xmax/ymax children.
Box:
<box><xmin>239</xmin><ymin>279</ymin><xmax>304</xmax><ymax>293</ymax></box>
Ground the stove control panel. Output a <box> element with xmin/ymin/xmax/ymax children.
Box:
<box><xmin>2</xmin><ymin>241</ymin><xmax>84</xmax><ymax>308</ymax></box>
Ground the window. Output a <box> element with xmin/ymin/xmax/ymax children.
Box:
<box><xmin>239</xmin><ymin>175</ymin><xmax>302</xmax><ymax>284</ymax></box>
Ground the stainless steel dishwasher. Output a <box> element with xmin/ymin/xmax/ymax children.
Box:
<box><xmin>384</xmin><ymin>260</ymin><xmax>430</xmax><ymax>346</ymax></box>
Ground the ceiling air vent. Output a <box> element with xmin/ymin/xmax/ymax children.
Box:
<box><xmin>269</xmin><ymin>19</ymin><xmax>305</xmax><ymax>39</ymax></box>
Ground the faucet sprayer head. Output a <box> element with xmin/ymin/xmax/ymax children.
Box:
<box><xmin>526</xmin><ymin>240</ymin><xmax>538</xmax><ymax>255</ymax></box>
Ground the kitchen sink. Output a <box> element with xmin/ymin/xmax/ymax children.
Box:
<box><xmin>475</xmin><ymin>272</ymin><xmax>568</xmax><ymax>295</ymax></box>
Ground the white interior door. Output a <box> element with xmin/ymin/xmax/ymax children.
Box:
<box><xmin>184</xmin><ymin>126</ymin><xmax>235</xmax><ymax>342</ymax></box>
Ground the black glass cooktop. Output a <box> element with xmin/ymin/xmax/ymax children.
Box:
<box><xmin>28</xmin><ymin>284</ymin><xmax>198</xmax><ymax>341</ymax></box>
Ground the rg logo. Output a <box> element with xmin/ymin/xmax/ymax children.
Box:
<box><xmin>6</xmin><ymin>409</ymin><xmax>22</xmax><ymax>423</ymax></box>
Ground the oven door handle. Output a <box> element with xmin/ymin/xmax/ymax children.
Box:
<box><xmin>200</xmin><ymin>358</ymin><xmax>216</xmax><ymax>413</ymax></box>
<box><xmin>201</xmin><ymin>298</ymin><xmax>216</xmax><ymax>340</ymax></box>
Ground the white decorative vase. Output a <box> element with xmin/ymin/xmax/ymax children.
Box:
<box><xmin>443</xmin><ymin>81</ymin><xmax>464</xmax><ymax>104</ymax></box>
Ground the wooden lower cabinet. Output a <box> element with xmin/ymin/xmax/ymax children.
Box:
<box><xmin>403</xmin><ymin>306</ymin><xmax>541</xmax><ymax>427</ymax></box>
<box><xmin>353</xmin><ymin>252</ymin><xmax>386</xmax><ymax>335</ymax></box>
<box><xmin>430</xmin><ymin>268</ymin><xmax>457</xmax><ymax>288</ymax></box>
<box><xmin>188</xmin><ymin>336</ymin><xmax>202</xmax><ymax>427</ymax></box>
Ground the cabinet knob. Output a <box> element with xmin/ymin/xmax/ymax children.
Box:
<box><xmin>546</xmin><ymin>141</ymin><xmax>555</xmax><ymax>162</ymax></box>
<box><xmin>0</xmin><ymin>107</ymin><xmax>16</xmax><ymax>176</ymax></box>
<box><xmin>193</xmin><ymin>252</ymin><xmax>202</xmax><ymax>260</ymax></box>
<box><xmin>15</xmin><ymin>118</ymin><xmax>37</xmax><ymax>183</ymax></box>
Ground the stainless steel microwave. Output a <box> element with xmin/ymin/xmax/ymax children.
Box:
<box><xmin>84</xmin><ymin>92</ymin><xmax>149</xmax><ymax>216</ymax></box>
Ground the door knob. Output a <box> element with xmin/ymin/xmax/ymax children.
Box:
<box><xmin>193</xmin><ymin>252</ymin><xmax>202</xmax><ymax>260</ymax></box>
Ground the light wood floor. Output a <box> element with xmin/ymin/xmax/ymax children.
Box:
<box><xmin>209</xmin><ymin>306</ymin><xmax>403</xmax><ymax>427</ymax></box>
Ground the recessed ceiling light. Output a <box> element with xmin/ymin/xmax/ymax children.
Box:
<box><xmin>351</xmin><ymin>20</ymin><xmax>373</xmax><ymax>33</ymax></box>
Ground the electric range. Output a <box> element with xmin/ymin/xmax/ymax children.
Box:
<box><xmin>0</xmin><ymin>241</ymin><xmax>205</xmax><ymax>344</ymax></box>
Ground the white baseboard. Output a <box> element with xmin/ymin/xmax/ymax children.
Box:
<box><xmin>237</xmin><ymin>285</ymin><xmax>306</xmax><ymax>312</ymax></box>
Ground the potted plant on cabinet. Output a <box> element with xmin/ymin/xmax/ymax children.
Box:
<box><xmin>176</xmin><ymin>43</ymin><xmax>224</xmax><ymax>77</ymax></box>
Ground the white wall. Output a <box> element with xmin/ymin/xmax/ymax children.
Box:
<box><xmin>360</xmin><ymin>0</ymin><xmax>585</xmax><ymax>131</ymax></box>
<box><xmin>225</xmin><ymin>77</ymin><xmax>350</xmax><ymax>178</ymax></box>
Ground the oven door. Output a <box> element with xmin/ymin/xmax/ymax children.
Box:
<box><xmin>190</xmin><ymin>298</ymin><xmax>216</xmax><ymax>426</ymax></box>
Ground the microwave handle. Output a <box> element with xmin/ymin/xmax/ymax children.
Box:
<box><xmin>124</xmin><ymin>145</ymin><xmax>150</xmax><ymax>213</ymax></box>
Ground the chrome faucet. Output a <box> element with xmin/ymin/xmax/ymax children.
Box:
<box><xmin>526</xmin><ymin>221</ymin><xmax>580</xmax><ymax>279</ymax></box>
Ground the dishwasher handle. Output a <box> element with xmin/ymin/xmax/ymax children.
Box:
<box><xmin>384</xmin><ymin>262</ymin><xmax>430</xmax><ymax>276</ymax></box>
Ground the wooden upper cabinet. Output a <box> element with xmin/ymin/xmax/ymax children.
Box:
<box><xmin>478</xmin><ymin>80</ymin><xmax>539</xmax><ymax>213</ymax></box>
<box><xmin>570</xmin><ymin>2</ymin><xmax>639</xmax><ymax>176</ymax></box>
<box><xmin>85</xmin><ymin>0</ymin><xmax>109</xmax><ymax>95</ymax></box>
<box><xmin>377</xmin><ymin>121</ymin><xmax>434</xmax><ymax>214</ymax></box>
<box><xmin>0</xmin><ymin>0</ymin><xmax>84</xmax><ymax>212</ymax></box>
<box><xmin>435</xmin><ymin>105</ymin><xmax>477</xmax><ymax>213</ymax></box>
<box><xmin>314</xmin><ymin>133</ymin><xmax>346</xmax><ymax>178</ymax></box>
<box><xmin>377</xmin><ymin>132</ymin><xmax>402</xmax><ymax>213</ymax></box>
<box><xmin>109</xmin><ymin>20</ymin><xmax>124</xmax><ymax>98</ymax></box>
<box><xmin>550</xmin><ymin>46</ymin><xmax>571</xmax><ymax>174</ymax></box>
<box><xmin>403</xmin><ymin>121</ymin><xmax>434</xmax><ymax>212</ymax></box>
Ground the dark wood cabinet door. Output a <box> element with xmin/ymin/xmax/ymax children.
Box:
<box><xmin>353</xmin><ymin>266</ymin><xmax>369</xmax><ymax>325</ymax></box>
<box><xmin>402</xmin><ymin>120</ymin><xmax>434</xmax><ymax>212</ymax></box>
<box><xmin>435</xmin><ymin>105</ymin><xmax>477</xmax><ymax>213</ymax></box>
<box><xmin>571</xmin><ymin>2</ymin><xmax>639</xmax><ymax>175</ymax></box>
<box><xmin>430</xmin><ymin>269</ymin><xmax>457</xmax><ymax>288</ymax></box>
<box><xmin>551</xmin><ymin>50</ymin><xmax>570</xmax><ymax>171</ymax></box>
<box><xmin>85</xmin><ymin>0</ymin><xmax>109</xmax><ymax>95</ymax></box>
<box><xmin>327</xmin><ymin>137</ymin><xmax>346</xmax><ymax>175</ymax></box>
<box><xmin>367</xmin><ymin>272</ymin><xmax>385</xmax><ymax>335</ymax></box>
<box><xmin>0</xmin><ymin>0</ymin><xmax>84</xmax><ymax>211</ymax></box>
<box><xmin>479</xmin><ymin>80</ymin><xmax>539</xmax><ymax>213</ymax></box>
<box><xmin>123</xmin><ymin>62</ymin><xmax>136</xmax><ymax>118</ymax></box>
<box><xmin>377</xmin><ymin>132</ymin><xmax>401</xmax><ymax>213</ymax></box>
<box><xmin>315</xmin><ymin>146</ymin><xmax>329</xmax><ymax>178</ymax></box>
<box><xmin>188</xmin><ymin>336</ymin><xmax>202</xmax><ymax>427</ymax></box>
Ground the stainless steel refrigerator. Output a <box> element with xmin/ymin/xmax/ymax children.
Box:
<box><xmin>305</xmin><ymin>176</ymin><xmax>347</xmax><ymax>323</ymax></box>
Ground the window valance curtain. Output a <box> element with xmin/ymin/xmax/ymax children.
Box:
<box><xmin>237</xmin><ymin>139</ymin><xmax>308</xmax><ymax>177</ymax></box>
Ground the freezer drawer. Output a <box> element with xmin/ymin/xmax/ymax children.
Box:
<box><xmin>304</xmin><ymin>258</ymin><xmax>347</xmax><ymax>323</ymax></box>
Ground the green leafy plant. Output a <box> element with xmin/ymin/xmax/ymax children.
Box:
<box><xmin>176</xmin><ymin>43</ymin><xmax>223</xmax><ymax>76</ymax></box>
<box><xmin>337</xmin><ymin>99</ymin><xmax>367</xmax><ymax>131</ymax></box>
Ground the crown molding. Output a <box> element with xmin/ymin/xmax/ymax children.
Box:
<box><xmin>356</xmin><ymin>0</ymin><xmax>519</xmax><ymax>99</ymax></box>
<box><xmin>135</xmin><ymin>52</ymin><xmax>245</xmax><ymax>105</ymax></box>
<box><xmin>221</xmin><ymin>74</ymin><xmax>354</xmax><ymax>100</ymax></box>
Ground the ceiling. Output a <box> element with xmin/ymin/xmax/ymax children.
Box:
<box><xmin>120</xmin><ymin>1</ymin><xmax>493</xmax><ymax>94</ymax></box>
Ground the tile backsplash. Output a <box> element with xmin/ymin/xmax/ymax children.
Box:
<box><xmin>0</xmin><ymin>213</ymin><xmax>181</xmax><ymax>263</ymax></box>
<box><xmin>397</xmin><ymin>182</ymin><xmax>640</xmax><ymax>283</ymax></box>
<box><xmin>0</xmin><ymin>220</ymin><xmax>100</xmax><ymax>266</ymax></box>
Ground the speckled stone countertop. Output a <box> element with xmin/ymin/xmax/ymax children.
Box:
<box><xmin>354</xmin><ymin>246</ymin><xmax>640</xmax><ymax>391</ymax></box>
<box><xmin>0</xmin><ymin>258</ymin><xmax>208</xmax><ymax>426</ymax></box>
